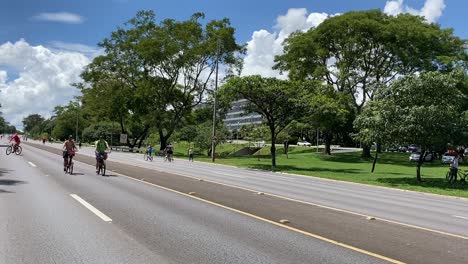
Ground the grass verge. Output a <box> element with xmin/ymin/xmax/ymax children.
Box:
<box><xmin>187</xmin><ymin>145</ymin><xmax>468</xmax><ymax>198</ymax></box>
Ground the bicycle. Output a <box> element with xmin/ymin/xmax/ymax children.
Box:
<box><xmin>446</xmin><ymin>169</ymin><xmax>467</xmax><ymax>184</ymax></box>
<box><xmin>6</xmin><ymin>144</ymin><xmax>22</xmax><ymax>155</ymax></box>
<box><xmin>64</xmin><ymin>150</ymin><xmax>75</xmax><ymax>175</ymax></box>
<box><xmin>96</xmin><ymin>152</ymin><xmax>109</xmax><ymax>176</ymax></box>
<box><xmin>144</xmin><ymin>151</ymin><xmax>153</xmax><ymax>161</ymax></box>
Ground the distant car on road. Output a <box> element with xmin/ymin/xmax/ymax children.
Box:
<box><xmin>297</xmin><ymin>141</ymin><xmax>312</xmax><ymax>146</ymax></box>
<box><xmin>409</xmin><ymin>152</ymin><xmax>433</xmax><ymax>162</ymax></box>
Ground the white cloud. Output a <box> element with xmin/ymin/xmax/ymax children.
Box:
<box><xmin>242</xmin><ymin>8</ymin><xmax>334</xmax><ymax>78</ymax></box>
<box><xmin>384</xmin><ymin>0</ymin><xmax>446</xmax><ymax>23</ymax></box>
<box><xmin>242</xmin><ymin>1</ymin><xmax>446</xmax><ymax>78</ymax></box>
<box><xmin>0</xmin><ymin>39</ymin><xmax>93</xmax><ymax>128</ymax></box>
<box><xmin>33</xmin><ymin>12</ymin><xmax>85</xmax><ymax>24</ymax></box>
<box><xmin>48</xmin><ymin>41</ymin><xmax>104</xmax><ymax>58</ymax></box>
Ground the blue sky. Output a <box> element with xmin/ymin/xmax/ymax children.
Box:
<box><xmin>0</xmin><ymin>0</ymin><xmax>466</xmax><ymax>47</ymax></box>
<box><xmin>0</xmin><ymin>0</ymin><xmax>465</xmax><ymax>128</ymax></box>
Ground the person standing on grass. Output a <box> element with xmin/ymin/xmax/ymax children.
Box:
<box><xmin>450</xmin><ymin>152</ymin><xmax>460</xmax><ymax>180</ymax></box>
<box><xmin>188</xmin><ymin>147</ymin><xmax>194</xmax><ymax>162</ymax></box>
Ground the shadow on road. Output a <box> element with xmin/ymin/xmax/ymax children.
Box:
<box><xmin>377</xmin><ymin>177</ymin><xmax>467</xmax><ymax>190</ymax></box>
<box><xmin>0</xmin><ymin>179</ymin><xmax>27</xmax><ymax>186</ymax></box>
<box><xmin>0</xmin><ymin>167</ymin><xmax>26</xmax><ymax>191</ymax></box>
<box><xmin>246</xmin><ymin>164</ymin><xmax>362</xmax><ymax>174</ymax></box>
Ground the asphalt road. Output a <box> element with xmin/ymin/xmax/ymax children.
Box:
<box><xmin>32</xmin><ymin>140</ymin><xmax>468</xmax><ymax>239</ymax></box>
<box><xmin>0</xmin><ymin>140</ymin><xmax>465</xmax><ymax>263</ymax></box>
<box><xmin>1</xmin><ymin>142</ymin><xmax>398</xmax><ymax>264</ymax></box>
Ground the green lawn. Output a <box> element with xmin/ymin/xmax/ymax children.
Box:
<box><xmin>184</xmin><ymin>145</ymin><xmax>468</xmax><ymax>198</ymax></box>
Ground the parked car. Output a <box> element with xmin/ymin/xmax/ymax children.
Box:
<box><xmin>297</xmin><ymin>141</ymin><xmax>312</xmax><ymax>146</ymax></box>
<box><xmin>398</xmin><ymin>146</ymin><xmax>408</xmax><ymax>152</ymax></box>
<box><xmin>409</xmin><ymin>152</ymin><xmax>433</xmax><ymax>162</ymax></box>
<box><xmin>408</xmin><ymin>144</ymin><xmax>419</xmax><ymax>152</ymax></box>
<box><xmin>441</xmin><ymin>152</ymin><xmax>462</xmax><ymax>164</ymax></box>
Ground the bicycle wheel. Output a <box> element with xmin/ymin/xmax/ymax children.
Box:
<box><xmin>102</xmin><ymin>162</ymin><xmax>106</xmax><ymax>176</ymax></box>
<box><xmin>5</xmin><ymin>146</ymin><xmax>12</xmax><ymax>155</ymax></box>
<box><xmin>446</xmin><ymin>171</ymin><xmax>451</xmax><ymax>181</ymax></box>
<box><xmin>449</xmin><ymin>172</ymin><xmax>457</xmax><ymax>184</ymax></box>
<box><xmin>15</xmin><ymin>146</ymin><xmax>22</xmax><ymax>155</ymax></box>
<box><xmin>144</xmin><ymin>154</ymin><xmax>148</xmax><ymax>161</ymax></box>
<box><xmin>69</xmin><ymin>162</ymin><xmax>74</xmax><ymax>175</ymax></box>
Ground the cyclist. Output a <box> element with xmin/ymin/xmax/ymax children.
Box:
<box><xmin>9</xmin><ymin>133</ymin><xmax>21</xmax><ymax>152</ymax></box>
<box><xmin>62</xmin><ymin>135</ymin><xmax>77</xmax><ymax>172</ymax></box>
<box><xmin>146</xmin><ymin>144</ymin><xmax>153</xmax><ymax>159</ymax></box>
<box><xmin>95</xmin><ymin>136</ymin><xmax>110</xmax><ymax>173</ymax></box>
<box><xmin>165</xmin><ymin>143</ymin><xmax>174</xmax><ymax>162</ymax></box>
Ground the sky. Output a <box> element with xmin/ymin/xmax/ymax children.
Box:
<box><xmin>0</xmin><ymin>0</ymin><xmax>465</xmax><ymax>129</ymax></box>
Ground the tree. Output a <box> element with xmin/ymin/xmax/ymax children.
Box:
<box><xmin>219</xmin><ymin>76</ymin><xmax>307</xmax><ymax>169</ymax></box>
<box><xmin>355</xmin><ymin>72</ymin><xmax>467</xmax><ymax>181</ymax></box>
<box><xmin>22</xmin><ymin>114</ymin><xmax>45</xmax><ymax>133</ymax></box>
<box><xmin>305</xmin><ymin>85</ymin><xmax>351</xmax><ymax>155</ymax></box>
<box><xmin>50</xmin><ymin>101</ymin><xmax>85</xmax><ymax>141</ymax></box>
<box><xmin>275</xmin><ymin>10</ymin><xmax>467</xmax><ymax>157</ymax></box>
<box><xmin>81</xmin><ymin>11</ymin><xmax>244</xmax><ymax>150</ymax></box>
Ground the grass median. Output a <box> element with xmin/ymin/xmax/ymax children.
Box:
<box><xmin>177</xmin><ymin>145</ymin><xmax>468</xmax><ymax>198</ymax></box>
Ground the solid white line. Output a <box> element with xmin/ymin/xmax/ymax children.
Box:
<box><xmin>70</xmin><ymin>194</ymin><xmax>112</xmax><ymax>222</ymax></box>
<box><xmin>453</xmin><ymin>215</ymin><xmax>468</xmax><ymax>220</ymax></box>
<box><xmin>28</xmin><ymin>162</ymin><xmax>37</xmax><ymax>167</ymax></box>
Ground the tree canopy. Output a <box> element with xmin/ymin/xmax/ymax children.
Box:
<box><xmin>355</xmin><ymin>71</ymin><xmax>467</xmax><ymax>181</ymax></box>
<box><xmin>80</xmin><ymin>10</ymin><xmax>244</xmax><ymax>149</ymax></box>
<box><xmin>218</xmin><ymin>75</ymin><xmax>308</xmax><ymax>168</ymax></box>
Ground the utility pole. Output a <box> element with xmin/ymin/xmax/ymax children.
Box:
<box><xmin>75</xmin><ymin>106</ymin><xmax>79</xmax><ymax>141</ymax></box>
<box><xmin>211</xmin><ymin>39</ymin><xmax>221</xmax><ymax>162</ymax></box>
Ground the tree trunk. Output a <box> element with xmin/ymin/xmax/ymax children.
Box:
<box><xmin>271</xmin><ymin>136</ymin><xmax>276</xmax><ymax>170</ymax></box>
<box><xmin>371</xmin><ymin>151</ymin><xmax>378</xmax><ymax>173</ymax></box>
<box><xmin>126</xmin><ymin>125</ymin><xmax>149</xmax><ymax>150</ymax></box>
<box><xmin>416</xmin><ymin>149</ymin><xmax>426</xmax><ymax>182</ymax></box>
<box><xmin>283</xmin><ymin>140</ymin><xmax>289</xmax><ymax>159</ymax></box>
<box><xmin>376</xmin><ymin>141</ymin><xmax>382</xmax><ymax>153</ymax></box>
<box><xmin>324</xmin><ymin>132</ymin><xmax>332</xmax><ymax>155</ymax></box>
<box><xmin>362</xmin><ymin>145</ymin><xmax>372</xmax><ymax>158</ymax></box>
<box><xmin>159</xmin><ymin>129</ymin><xmax>168</xmax><ymax>151</ymax></box>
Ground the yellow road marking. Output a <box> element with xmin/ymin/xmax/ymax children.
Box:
<box><xmin>159</xmin><ymin>171</ymin><xmax>468</xmax><ymax>241</ymax></box>
<box><xmin>25</xmin><ymin>143</ymin><xmax>468</xmax><ymax>241</ymax></box>
<box><xmin>120</xmin><ymin>175</ymin><xmax>405</xmax><ymax>264</ymax></box>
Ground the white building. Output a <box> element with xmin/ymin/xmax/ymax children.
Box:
<box><xmin>223</xmin><ymin>99</ymin><xmax>262</xmax><ymax>131</ymax></box>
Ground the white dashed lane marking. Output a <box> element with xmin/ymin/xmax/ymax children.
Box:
<box><xmin>70</xmin><ymin>194</ymin><xmax>112</xmax><ymax>222</ymax></box>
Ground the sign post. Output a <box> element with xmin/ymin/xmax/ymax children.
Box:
<box><xmin>119</xmin><ymin>134</ymin><xmax>127</xmax><ymax>144</ymax></box>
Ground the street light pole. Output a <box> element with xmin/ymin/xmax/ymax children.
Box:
<box><xmin>211</xmin><ymin>39</ymin><xmax>221</xmax><ymax>162</ymax></box>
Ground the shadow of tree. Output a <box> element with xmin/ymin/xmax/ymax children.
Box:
<box><xmin>245</xmin><ymin>164</ymin><xmax>363</xmax><ymax>174</ymax></box>
<box><xmin>0</xmin><ymin>179</ymin><xmax>27</xmax><ymax>186</ymax></box>
<box><xmin>316</xmin><ymin>152</ymin><xmax>449</xmax><ymax>169</ymax></box>
<box><xmin>377</xmin><ymin>177</ymin><xmax>467</xmax><ymax>190</ymax></box>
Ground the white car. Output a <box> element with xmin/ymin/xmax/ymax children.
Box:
<box><xmin>409</xmin><ymin>152</ymin><xmax>432</xmax><ymax>162</ymax></box>
<box><xmin>441</xmin><ymin>152</ymin><xmax>462</xmax><ymax>164</ymax></box>
<box><xmin>297</xmin><ymin>141</ymin><xmax>312</xmax><ymax>146</ymax></box>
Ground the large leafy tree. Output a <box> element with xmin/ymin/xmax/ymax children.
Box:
<box><xmin>305</xmin><ymin>85</ymin><xmax>352</xmax><ymax>155</ymax></box>
<box><xmin>50</xmin><ymin>102</ymin><xmax>86</xmax><ymax>141</ymax></box>
<box><xmin>219</xmin><ymin>76</ymin><xmax>307</xmax><ymax>169</ymax></box>
<box><xmin>22</xmin><ymin>114</ymin><xmax>45</xmax><ymax>134</ymax></box>
<box><xmin>355</xmin><ymin>72</ymin><xmax>467</xmax><ymax>181</ymax></box>
<box><xmin>275</xmin><ymin>10</ymin><xmax>467</xmax><ymax>157</ymax></box>
<box><xmin>81</xmin><ymin>11</ymin><xmax>243</xmax><ymax>150</ymax></box>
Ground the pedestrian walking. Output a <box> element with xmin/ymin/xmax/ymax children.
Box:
<box><xmin>188</xmin><ymin>147</ymin><xmax>194</xmax><ymax>162</ymax></box>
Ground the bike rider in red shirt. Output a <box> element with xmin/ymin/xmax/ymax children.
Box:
<box><xmin>9</xmin><ymin>133</ymin><xmax>21</xmax><ymax>152</ymax></box>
